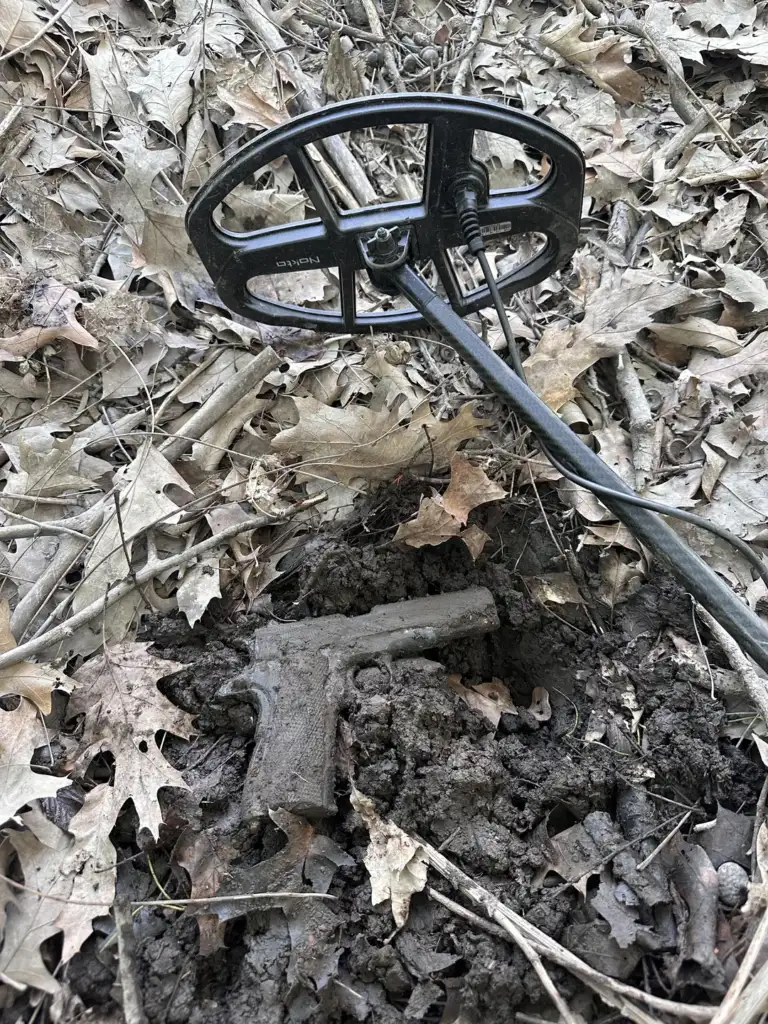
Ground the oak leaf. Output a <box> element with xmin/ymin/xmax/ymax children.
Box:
<box><xmin>441</xmin><ymin>454</ymin><xmax>506</xmax><ymax>525</ymax></box>
<box><xmin>394</xmin><ymin>498</ymin><xmax>461</xmax><ymax>549</ymax></box>
<box><xmin>69</xmin><ymin>643</ymin><xmax>193</xmax><ymax>838</ymax></box>
<box><xmin>524</xmin><ymin>270</ymin><xmax>692</xmax><ymax>409</ymax></box>
<box><xmin>0</xmin><ymin>790</ymin><xmax>116</xmax><ymax>992</ymax></box>
<box><xmin>0</xmin><ymin>699</ymin><xmax>71</xmax><ymax>824</ymax></box>
<box><xmin>0</xmin><ymin>600</ymin><xmax>66</xmax><ymax>713</ymax></box>
<box><xmin>272</xmin><ymin>396</ymin><xmax>490</xmax><ymax>484</ymax></box>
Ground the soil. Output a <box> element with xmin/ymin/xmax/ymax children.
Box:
<box><xmin>25</xmin><ymin>488</ymin><xmax>767</xmax><ymax>1022</ymax></box>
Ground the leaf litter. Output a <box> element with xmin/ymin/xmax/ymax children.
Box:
<box><xmin>1</xmin><ymin>0</ymin><xmax>768</xmax><ymax>1018</ymax></box>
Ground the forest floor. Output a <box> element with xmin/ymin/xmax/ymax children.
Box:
<box><xmin>2</xmin><ymin>0</ymin><xmax>768</xmax><ymax>1021</ymax></box>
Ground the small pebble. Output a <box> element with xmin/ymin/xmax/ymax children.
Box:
<box><xmin>717</xmin><ymin>861</ymin><xmax>749</xmax><ymax>907</ymax></box>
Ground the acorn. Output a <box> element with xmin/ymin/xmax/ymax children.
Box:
<box><xmin>412</xmin><ymin>31</ymin><xmax>430</xmax><ymax>46</ymax></box>
<box><xmin>717</xmin><ymin>861</ymin><xmax>749</xmax><ymax>907</ymax></box>
<box><xmin>402</xmin><ymin>52</ymin><xmax>420</xmax><ymax>72</ymax></box>
<box><xmin>421</xmin><ymin>45</ymin><xmax>439</xmax><ymax>65</ymax></box>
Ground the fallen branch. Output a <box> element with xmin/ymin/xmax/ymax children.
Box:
<box><xmin>418</xmin><ymin>835</ymin><xmax>715</xmax><ymax>1022</ymax></box>
<box><xmin>615</xmin><ymin>351</ymin><xmax>658</xmax><ymax>490</ymax></box>
<box><xmin>10</xmin><ymin>507</ymin><xmax>104</xmax><ymax>641</ymax></box>
<box><xmin>452</xmin><ymin>0</ymin><xmax>496</xmax><ymax>95</ymax></box>
<box><xmin>0</xmin><ymin>495</ymin><xmax>326</xmax><ymax>669</ymax></box>
<box><xmin>359</xmin><ymin>0</ymin><xmax>405</xmax><ymax>91</ymax></box>
<box><xmin>237</xmin><ymin>0</ymin><xmax>377</xmax><ymax>206</ymax></box>
<box><xmin>159</xmin><ymin>346</ymin><xmax>281</xmax><ymax>463</ymax></box>
<box><xmin>697</xmin><ymin>607</ymin><xmax>768</xmax><ymax>727</ymax></box>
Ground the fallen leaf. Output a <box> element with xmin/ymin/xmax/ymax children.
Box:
<box><xmin>177</xmin><ymin>556</ymin><xmax>222</xmax><ymax>627</ymax></box>
<box><xmin>446</xmin><ymin>674</ymin><xmax>517</xmax><ymax>729</ymax></box>
<box><xmin>647</xmin><ymin>318</ymin><xmax>743</xmax><ymax>357</ymax></box>
<box><xmin>528</xmin><ymin>686</ymin><xmax>552</xmax><ymax>722</ymax></box>
<box><xmin>0</xmin><ymin>0</ymin><xmax>57</xmax><ymax>55</ymax></box>
<box><xmin>0</xmin><ymin>600</ymin><xmax>65</xmax><ymax>713</ymax></box>
<box><xmin>540</xmin><ymin>12</ymin><xmax>644</xmax><ymax>103</ymax></box>
<box><xmin>689</xmin><ymin>331</ymin><xmax>768</xmax><ymax>391</ymax></box>
<box><xmin>0</xmin><ymin>788</ymin><xmax>116</xmax><ymax>992</ymax></box>
<box><xmin>208</xmin><ymin>809</ymin><xmax>353</xmax><ymax>920</ymax></box>
<box><xmin>0</xmin><ymin>699</ymin><xmax>71</xmax><ymax>823</ymax></box>
<box><xmin>720</xmin><ymin>264</ymin><xmax>768</xmax><ymax>312</ymax></box>
<box><xmin>126</xmin><ymin>44</ymin><xmax>200</xmax><ymax>134</ymax></box>
<box><xmin>441</xmin><ymin>454</ymin><xmax>506</xmax><ymax>525</ymax></box>
<box><xmin>351</xmin><ymin>787</ymin><xmax>428</xmax><ymax>929</ymax></box>
<box><xmin>701</xmin><ymin>195</ymin><xmax>749</xmax><ymax>251</ymax></box>
<box><xmin>69</xmin><ymin>643</ymin><xmax>193</xmax><ymax>838</ymax></box>
<box><xmin>173</xmin><ymin>829</ymin><xmax>233</xmax><ymax>955</ymax></box>
<box><xmin>272</xmin><ymin>395</ymin><xmax>490</xmax><ymax>485</ymax></box>
<box><xmin>524</xmin><ymin>573</ymin><xmax>585</xmax><ymax>606</ymax></box>
<box><xmin>73</xmin><ymin>443</ymin><xmax>193</xmax><ymax>650</ymax></box>
<box><xmin>394</xmin><ymin>498</ymin><xmax>462</xmax><ymax>549</ymax></box>
<box><xmin>524</xmin><ymin>270</ymin><xmax>692</xmax><ymax>409</ymax></box>
<box><xmin>460</xmin><ymin>524</ymin><xmax>490</xmax><ymax>561</ymax></box>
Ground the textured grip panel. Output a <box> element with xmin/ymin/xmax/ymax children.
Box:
<box><xmin>240</xmin><ymin>656</ymin><xmax>341</xmax><ymax>823</ymax></box>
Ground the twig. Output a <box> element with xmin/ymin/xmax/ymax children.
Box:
<box><xmin>10</xmin><ymin>507</ymin><xmax>104</xmax><ymax>641</ymax></box>
<box><xmin>295</xmin><ymin>6</ymin><xmax>384</xmax><ymax>42</ymax></box>
<box><xmin>114</xmin><ymin>899</ymin><xmax>148</xmax><ymax>1024</ymax></box>
<box><xmin>0</xmin><ymin>512</ymin><xmax>94</xmax><ymax>542</ymax></box>
<box><xmin>618</xmin><ymin>12</ymin><xmax>743</xmax><ymax>158</ymax></box>
<box><xmin>727</xmin><ymin>958</ymin><xmax>768</xmax><ymax>1024</ymax></box>
<box><xmin>418</xmin><ymin>835</ymin><xmax>714</xmax><ymax>1021</ymax></box>
<box><xmin>158</xmin><ymin>347</ymin><xmax>280</xmax><ymax>463</ymax></box>
<box><xmin>0</xmin><ymin>495</ymin><xmax>326</xmax><ymax>669</ymax></box>
<box><xmin>636</xmin><ymin>809</ymin><xmax>692</xmax><ymax>871</ymax></box>
<box><xmin>236</xmin><ymin>0</ymin><xmax>377</xmax><ymax>205</ymax></box>
<box><xmin>452</xmin><ymin>0</ymin><xmax>495</xmax><ymax>95</ymax></box>
<box><xmin>358</xmin><ymin>0</ymin><xmax>404</xmax><ymax>90</ymax></box>
<box><xmin>614</xmin><ymin>351</ymin><xmax>658</xmax><ymax>490</ymax></box>
<box><xmin>752</xmin><ymin>775</ymin><xmax>768</xmax><ymax>875</ymax></box>
<box><xmin>0</xmin><ymin>98</ymin><xmax>24</xmax><ymax>146</ymax></box>
<box><xmin>697</xmin><ymin>607</ymin><xmax>768</xmax><ymax>727</ymax></box>
<box><xmin>643</xmin><ymin>108</ymin><xmax>710</xmax><ymax>180</ymax></box>
<box><xmin>132</xmin><ymin>892</ymin><xmax>337</xmax><ymax>908</ymax></box>
<box><xmin>680</xmin><ymin>161</ymin><xmax>768</xmax><ymax>188</ymax></box>
<box><xmin>710</xmin><ymin>907</ymin><xmax>768</xmax><ymax>1024</ymax></box>
<box><xmin>0</xmin><ymin>0</ymin><xmax>75</xmax><ymax>65</ymax></box>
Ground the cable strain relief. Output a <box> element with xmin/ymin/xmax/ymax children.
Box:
<box><xmin>454</xmin><ymin>187</ymin><xmax>485</xmax><ymax>255</ymax></box>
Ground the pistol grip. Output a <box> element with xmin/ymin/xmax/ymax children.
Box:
<box><xmin>240</xmin><ymin>656</ymin><xmax>341</xmax><ymax>823</ymax></box>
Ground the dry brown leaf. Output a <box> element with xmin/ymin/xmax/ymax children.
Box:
<box><xmin>73</xmin><ymin>443</ymin><xmax>193</xmax><ymax>650</ymax></box>
<box><xmin>460</xmin><ymin>524</ymin><xmax>491</xmax><ymax>561</ymax></box>
<box><xmin>174</xmin><ymin>829</ymin><xmax>233</xmax><ymax>955</ymax></box>
<box><xmin>524</xmin><ymin>573</ymin><xmax>585</xmax><ymax>606</ymax></box>
<box><xmin>272</xmin><ymin>396</ymin><xmax>490</xmax><ymax>485</ymax></box>
<box><xmin>219</xmin><ymin>82</ymin><xmax>287</xmax><ymax>128</ymax></box>
<box><xmin>0</xmin><ymin>789</ymin><xmax>116</xmax><ymax>993</ymax></box>
<box><xmin>446</xmin><ymin>674</ymin><xmax>516</xmax><ymax>728</ymax></box>
<box><xmin>394</xmin><ymin>497</ymin><xmax>462</xmax><ymax>549</ymax></box>
<box><xmin>441</xmin><ymin>454</ymin><xmax>506</xmax><ymax>525</ymax></box>
<box><xmin>177</xmin><ymin>556</ymin><xmax>222</xmax><ymax>628</ymax></box>
<box><xmin>524</xmin><ymin>271</ymin><xmax>691</xmax><ymax>409</ymax></box>
<box><xmin>0</xmin><ymin>600</ymin><xmax>65</xmax><ymax>713</ymax></box>
<box><xmin>720</xmin><ymin>264</ymin><xmax>768</xmax><ymax>311</ymax></box>
<box><xmin>0</xmin><ymin>0</ymin><xmax>57</xmax><ymax>55</ymax></box>
<box><xmin>701</xmin><ymin>195</ymin><xmax>749</xmax><ymax>251</ymax></box>
<box><xmin>540</xmin><ymin>12</ymin><xmax>644</xmax><ymax>103</ymax></box>
<box><xmin>69</xmin><ymin>643</ymin><xmax>193</xmax><ymax>838</ymax></box>
<box><xmin>351</xmin><ymin>787</ymin><xmax>428</xmax><ymax>929</ymax></box>
<box><xmin>528</xmin><ymin>686</ymin><xmax>552</xmax><ymax>722</ymax></box>
<box><xmin>689</xmin><ymin>331</ymin><xmax>768</xmax><ymax>390</ymax></box>
<box><xmin>0</xmin><ymin>323</ymin><xmax>99</xmax><ymax>360</ymax></box>
<box><xmin>647</xmin><ymin>318</ymin><xmax>743</xmax><ymax>357</ymax></box>
<box><xmin>0</xmin><ymin>699</ymin><xmax>71</xmax><ymax>823</ymax></box>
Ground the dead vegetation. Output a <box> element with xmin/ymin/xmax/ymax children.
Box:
<box><xmin>2</xmin><ymin>0</ymin><xmax>768</xmax><ymax>1020</ymax></box>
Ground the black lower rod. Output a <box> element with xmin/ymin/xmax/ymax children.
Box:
<box><xmin>392</xmin><ymin>261</ymin><xmax>768</xmax><ymax>673</ymax></box>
